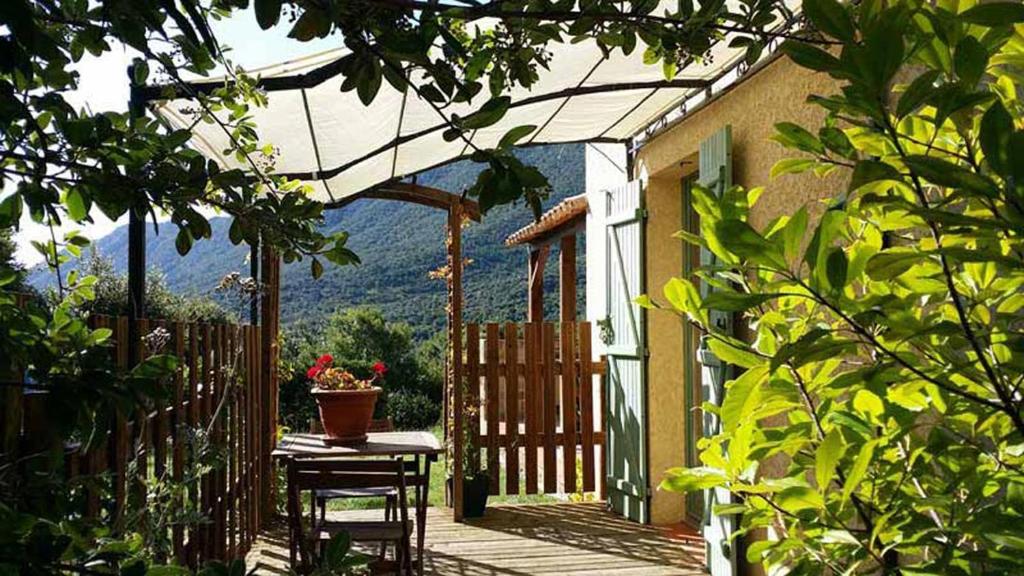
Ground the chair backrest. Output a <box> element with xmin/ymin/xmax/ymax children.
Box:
<box><xmin>368</xmin><ymin>418</ymin><xmax>395</xmax><ymax>433</ymax></box>
<box><xmin>286</xmin><ymin>457</ymin><xmax>410</xmax><ymax>563</ymax></box>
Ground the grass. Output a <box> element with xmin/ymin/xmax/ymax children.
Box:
<box><xmin>323</xmin><ymin>425</ymin><xmax>557</xmax><ymax>512</ymax></box>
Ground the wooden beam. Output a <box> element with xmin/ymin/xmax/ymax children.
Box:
<box><xmin>448</xmin><ymin>204</ymin><xmax>465</xmax><ymax>522</ymax></box>
<box><xmin>560</xmin><ymin>234</ymin><xmax>577</xmax><ymax>323</ymax></box>
<box><xmin>329</xmin><ymin>182</ymin><xmax>481</xmax><ymax>222</ymax></box>
<box><xmin>259</xmin><ymin>242</ymin><xmax>281</xmax><ymax>521</ymax></box>
<box><xmin>528</xmin><ymin>246</ymin><xmax>549</xmax><ymax>323</ymax></box>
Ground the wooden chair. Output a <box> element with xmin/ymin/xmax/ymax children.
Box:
<box><xmin>315</xmin><ymin>419</ymin><xmax>396</xmax><ymax>521</ymax></box>
<box><xmin>287</xmin><ymin>457</ymin><xmax>413</xmax><ymax>574</ymax></box>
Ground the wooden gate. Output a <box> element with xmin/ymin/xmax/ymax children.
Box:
<box><xmin>458</xmin><ymin>321</ymin><xmax>605</xmax><ymax>497</ymax></box>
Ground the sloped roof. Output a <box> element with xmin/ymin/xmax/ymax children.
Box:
<box><xmin>146</xmin><ymin>2</ymin><xmax>799</xmax><ymax>204</ymax></box>
<box><xmin>505</xmin><ymin>194</ymin><xmax>587</xmax><ymax>246</ymax></box>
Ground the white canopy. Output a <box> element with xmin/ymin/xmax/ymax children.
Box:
<box><xmin>150</xmin><ymin>9</ymin><xmax>796</xmax><ymax>204</ymax></box>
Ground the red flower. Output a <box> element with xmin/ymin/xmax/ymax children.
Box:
<box><xmin>317</xmin><ymin>354</ymin><xmax>334</xmax><ymax>366</ymax></box>
<box><xmin>372</xmin><ymin>361</ymin><xmax>388</xmax><ymax>377</ymax></box>
<box><xmin>307</xmin><ymin>365</ymin><xmax>323</xmax><ymax>379</ymax></box>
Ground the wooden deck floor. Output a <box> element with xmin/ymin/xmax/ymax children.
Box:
<box><xmin>246</xmin><ymin>502</ymin><xmax>706</xmax><ymax>575</ymax></box>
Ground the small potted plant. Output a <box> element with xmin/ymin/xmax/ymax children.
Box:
<box><xmin>308</xmin><ymin>354</ymin><xmax>387</xmax><ymax>445</ymax></box>
<box><xmin>461</xmin><ymin>404</ymin><xmax>490</xmax><ymax>518</ymax></box>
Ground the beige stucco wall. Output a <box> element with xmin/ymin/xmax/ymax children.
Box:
<box><xmin>636</xmin><ymin>54</ymin><xmax>846</xmax><ymax>527</ymax></box>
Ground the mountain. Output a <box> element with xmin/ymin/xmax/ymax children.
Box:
<box><xmin>29</xmin><ymin>144</ymin><xmax>586</xmax><ymax>340</ymax></box>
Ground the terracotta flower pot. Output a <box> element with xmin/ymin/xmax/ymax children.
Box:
<box><xmin>311</xmin><ymin>387</ymin><xmax>381</xmax><ymax>445</ymax></box>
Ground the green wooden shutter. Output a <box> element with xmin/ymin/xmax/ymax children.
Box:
<box><xmin>603</xmin><ymin>180</ymin><xmax>649</xmax><ymax>524</ymax></box>
<box><xmin>697</xmin><ymin>126</ymin><xmax>738</xmax><ymax>576</ymax></box>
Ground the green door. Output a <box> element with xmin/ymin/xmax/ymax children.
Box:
<box><xmin>698</xmin><ymin>126</ymin><xmax>738</xmax><ymax>576</ymax></box>
<box><xmin>603</xmin><ymin>180</ymin><xmax>648</xmax><ymax>523</ymax></box>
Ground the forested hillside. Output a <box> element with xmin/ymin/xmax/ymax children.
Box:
<box><xmin>29</xmin><ymin>144</ymin><xmax>587</xmax><ymax>340</ymax></box>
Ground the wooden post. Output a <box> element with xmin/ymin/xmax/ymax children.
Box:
<box><xmin>448</xmin><ymin>204</ymin><xmax>465</xmax><ymax>522</ymax></box>
<box><xmin>559</xmin><ymin>234</ymin><xmax>577</xmax><ymax>323</ymax></box>
<box><xmin>249</xmin><ymin>240</ymin><xmax>259</xmax><ymax>325</ymax></box>
<box><xmin>527</xmin><ymin>246</ymin><xmax>549</xmax><ymax>323</ymax></box>
<box><xmin>259</xmin><ymin>242</ymin><xmax>280</xmax><ymax>520</ymax></box>
<box><xmin>126</xmin><ymin>66</ymin><xmax>146</xmax><ymax>368</ymax></box>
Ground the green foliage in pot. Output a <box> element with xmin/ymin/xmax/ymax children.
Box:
<box><xmin>649</xmin><ymin>0</ymin><xmax>1024</xmax><ymax>573</ymax></box>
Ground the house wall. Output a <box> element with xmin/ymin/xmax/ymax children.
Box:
<box><xmin>634</xmin><ymin>54</ymin><xmax>846</xmax><ymax>527</ymax></box>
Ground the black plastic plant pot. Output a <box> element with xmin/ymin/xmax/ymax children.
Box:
<box><xmin>462</xmin><ymin>472</ymin><xmax>490</xmax><ymax>518</ymax></box>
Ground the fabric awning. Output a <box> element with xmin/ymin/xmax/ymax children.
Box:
<box><xmin>149</xmin><ymin>5</ymin><xmax>798</xmax><ymax>204</ymax></box>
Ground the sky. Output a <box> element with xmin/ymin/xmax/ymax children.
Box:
<box><xmin>10</xmin><ymin>8</ymin><xmax>337</xmax><ymax>266</ymax></box>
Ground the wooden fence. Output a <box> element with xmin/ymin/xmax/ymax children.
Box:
<box><xmin>460</xmin><ymin>321</ymin><xmax>606</xmax><ymax>497</ymax></box>
<box><xmin>3</xmin><ymin>314</ymin><xmax>271</xmax><ymax>567</ymax></box>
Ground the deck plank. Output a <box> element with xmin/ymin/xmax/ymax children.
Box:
<box><xmin>246</xmin><ymin>502</ymin><xmax>704</xmax><ymax>575</ymax></box>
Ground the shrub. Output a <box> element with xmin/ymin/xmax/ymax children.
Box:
<box><xmin>655</xmin><ymin>1</ymin><xmax>1024</xmax><ymax>573</ymax></box>
<box><xmin>386</xmin><ymin>391</ymin><xmax>440</xmax><ymax>431</ymax></box>
<box><xmin>48</xmin><ymin>252</ymin><xmax>235</xmax><ymax>323</ymax></box>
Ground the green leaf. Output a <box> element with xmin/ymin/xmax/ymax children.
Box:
<box><xmin>255</xmin><ymin>0</ymin><xmax>283</xmax><ymax>29</ymax></box>
<box><xmin>804</xmin><ymin>209</ymin><xmax>844</xmax><ymax>274</ymax></box>
<box><xmin>903</xmin><ymin>155</ymin><xmax>998</xmax><ymax>197</ymax></box>
<box><xmin>132</xmin><ymin>60</ymin><xmax>149</xmax><ymax>85</ymax></box>
<box><xmin>0</xmin><ymin>268</ymin><xmax>16</xmax><ymax>287</ymax></box>
<box><xmin>815</xmin><ymin>429</ymin><xmax>843</xmax><ymax>492</ymax></box>
<box><xmin>461</xmin><ymin>97</ymin><xmax>511</xmax><ymax>130</ymax></box>
<box><xmin>720</xmin><ymin>365</ymin><xmax>768</xmax><ymax>433</ymax></box>
<box><xmin>311</xmin><ymin>257</ymin><xmax>324</xmax><ymax>279</ymax></box>
<box><xmin>819</xmin><ymin>127</ymin><xmax>854</xmax><ymax>158</ymax></box>
<box><xmin>782</xmin><ymin>207</ymin><xmax>808</xmax><ymax>263</ymax></box>
<box><xmin>64</xmin><ymin>189</ymin><xmax>88</xmax><ymax>221</ymax></box>
<box><xmin>842</xmin><ymin>440</ymin><xmax>877</xmax><ymax>502</ymax></box>
<box><xmin>852</xmin><ymin>389</ymin><xmax>883</xmax><ymax>419</ymax></box>
<box><xmin>288</xmin><ymin>8</ymin><xmax>330</xmax><ymax>41</ymax></box>
<box><xmin>773</xmin><ymin>122</ymin><xmax>825</xmax><ymax>154</ymax></box>
<box><xmin>960</xmin><ymin>2</ymin><xmax>1024</xmax><ymax>26</ymax></box>
<box><xmin>896</xmin><ymin>70</ymin><xmax>940</xmax><ymax>118</ymax></box>
<box><xmin>715</xmin><ymin>219</ymin><xmax>785</xmax><ymax>268</ymax></box>
<box><xmin>324</xmin><ymin>531</ymin><xmax>352</xmax><ymax>568</ymax></box>
<box><xmin>175</xmin><ymin>229</ymin><xmax>193</xmax><ymax>256</ymax></box>
<box><xmin>803</xmin><ymin>0</ymin><xmax>856</xmax><ymax>42</ymax></box>
<box><xmin>777</xmin><ymin>485</ymin><xmax>825</xmax><ymax>512</ymax></box>
<box><xmin>634</xmin><ymin>294</ymin><xmax>657</xmax><ymax>309</ymax></box>
<box><xmin>356</xmin><ymin>59</ymin><xmax>383</xmax><ymax>106</ymax></box>
<box><xmin>849</xmin><ymin>160</ymin><xmax>901</xmax><ymax>192</ymax></box>
<box><xmin>865</xmin><ymin>250</ymin><xmax>925</xmax><ymax>280</ymax></box>
<box><xmin>954</xmin><ymin>37</ymin><xmax>988</xmax><ymax>87</ymax></box>
<box><xmin>980</xmin><ymin>100</ymin><xmax>1014</xmax><ymax>177</ymax></box>
<box><xmin>825</xmin><ymin>247</ymin><xmax>848</xmax><ymax>293</ymax></box>
<box><xmin>663</xmin><ymin>277</ymin><xmax>706</xmax><ymax>324</ymax></box>
<box><xmin>708</xmin><ymin>338</ymin><xmax>763</xmax><ymax>369</ymax></box>
<box><xmin>780</xmin><ymin>41</ymin><xmax>842</xmax><ymax>73</ymax></box>
<box><xmin>660</xmin><ymin>466</ymin><xmax>728</xmax><ymax>493</ymax></box>
<box><xmin>497</xmin><ymin>125</ymin><xmax>537</xmax><ymax>149</ymax></box>
<box><xmin>770</xmin><ymin>158</ymin><xmax>816</xmax><ymax>178</ymax></box>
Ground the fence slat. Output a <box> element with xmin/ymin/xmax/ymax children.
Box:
<box><xmin>523</xmin><ymin>322</ymin><xmax>538</xmax><ymax>495</ymax></box>
<box><xmin>465</xmin><ymin>323</ymin><xmax>480</xmax><ymax>485</ymax></box>
<box><xmin>114</xmin><ymin>316</ymin><xmax>129</xmax><ymax>525</ymax></box>
<box><xmin>579</xmin><ymin>322</ymin><xmax>596</xmax><ymax>493</ymax></box>
<box><xmin>216</xmin><ymin>324</ymin><xmax>228</xmax><ymax>560</ymax></box>
<box><xmin>504</xmin><ymin>323</ymin><xmax>519</xmax><ymax>495</ymax></box>
<box><xmin>172</xmin><ymin>323</ymin><xmax>186</xmax><ymax>561</ymax></box>
<box><xmin>201</xmin><ymin>323</ymin><xmax>214</xmax><ymax>561</ymax></box>
<box><xmin>561</xmin><ymin>321</ymin><xmax>577</xmax><ymax>495</ymax></box>
<box><xmin>542</xmin><ymin>322</ymin><xmax>557</xmax><ymax>494</ymax></box>
<box><xmin>485</xmin><ymin>323</ymin><xmax>500</xmax><ymax>495</ymax></box>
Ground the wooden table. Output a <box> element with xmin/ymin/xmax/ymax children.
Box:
<box><xmin>273</xmin><ymin>431</ymin><xmax>442</xmax><ymax>575</ymax></box>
